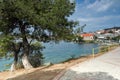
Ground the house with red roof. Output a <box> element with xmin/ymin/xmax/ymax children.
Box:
<box><xmin>81</xmin><ymin>33</ymin><xmax>94</xmax><ymax>41</ymax></box>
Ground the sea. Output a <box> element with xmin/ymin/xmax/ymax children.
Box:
<box><xmin>0</xmin><ymin>41</ymin><xmax>99</xmax><ymax>71</ymax></box>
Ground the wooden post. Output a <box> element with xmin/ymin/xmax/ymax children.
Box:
<box><xmin>92</xmin><ymin>48</ymin><xmax>95</xmax><ymax>58</ymax></box>
<box><xmin>108</xmin><ymin>46</ymin><xmax>110</xmax><ymax>51</ymax></box>
<box><xmin>98</xmin><ymin>47</ymin><xmax>100</xmax><ymax>53</ymax></box>
<box><xmin>108</xmin><ymin>46</ymin><xmax>109</xmax><ymax>51</ymax></box>
<box><xmin>106</xmin><ymin>46</ymin><xmax>108</xmax><ymax>52</ymax></box>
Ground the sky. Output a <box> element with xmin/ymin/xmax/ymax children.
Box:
<box><xmin>69</xmin><ymin>0</ymin><xmax>120</xmax><ymax>32</ymax></box>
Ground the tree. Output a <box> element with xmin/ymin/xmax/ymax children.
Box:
<box><xmin>112</xmin><ymin>35</ymin><xmax>120</xmax><ymax>41</ymax></box>
<box><xmin>75</xmin><ymin>24</ymin><xmax>86</xmax><ymax>34</ymax></box>
<box><xmin>73</xmin><ymin>24</ymin><xmax>86</xmax><ymax>42</ymax></box>
<box><xmin>0</xmin><ymin>0</ymin><xmax>77</xmax><ymax>70</ymax></box>
<box><xmin>0</xmin><ymin>35</ymin><xmax>22</xmax><ymax>71</ymax></box>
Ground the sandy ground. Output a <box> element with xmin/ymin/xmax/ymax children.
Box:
<box><xmin>0</xmin><ymin>56</ymin><xmax>95</xmax><ymax>80</ymax></box>
<box><xmin>0</xmin><ymin>46</ymin><xmax>118</xmax><ymax>80</ymax></box>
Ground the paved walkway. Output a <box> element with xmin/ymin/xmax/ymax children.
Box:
<box><xmin>53</xmin><ymin>47</ymin><xmax>120</xmax><ymax>80</ymax></box>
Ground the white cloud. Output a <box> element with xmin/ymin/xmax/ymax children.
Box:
<box><xmin>78</xmin><ymin>15</ymin><xmax>120</xmax><ymax>22</ymax></box>
<box><xmin>70</xmin><ymin>0</ymin><xmax>75</xmax><ymax>3</ymax></box>
<box><xmin>87</xmin><ymin>0</ymin><xmax>113</xmax><ymax>12</ymax></box>
<box><xmin>78</xmin><ymin>18</ymin><xmax>94</xmax><ymax>22</ymax></box>
<box><xmin>77</xmin><ymin>15</ymin><xmax>120</xmax><ymax>32</ymax></box>
<box><xmin>71</xmin><ymin>0</ymin><xmax>120</xmax><ymax>32</ymax></box>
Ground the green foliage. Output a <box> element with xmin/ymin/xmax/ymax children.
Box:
<box><xmin>74</xmin><ymin>35</ymin><xmax>84</xmax><ymax>43</ymax></box>
<box><xmin>0</xmin><ymin>35</ymin><xmax>14</xmax><ymax>57</ymax></box>
<box><xmin>0</xmin><ymin>0</ymin><xmax>77</xmax><ymax>68</ymax></box>
<box><xmin>77</xmin><ymin>36</ymin><xmax>84</xmax><ymax>42</ymax></box>
<box><xmin>94</xmin><ymin>35</ymin><xmax>98</xmax><ymax>40</ymax></box>
<box><xmin>29</xmin><ymin>52</ymin><xmax>44</xmax><ymax>67</ymax></box>
<box><xmin>30</xmin><ymin>41</ymin><xmax>44</xmax><ymax>51</ymax></box>
<box><xmin>0</xmin><ymin>0</ymin><xmax>77</xmax><ymax>41</ymax></box>
<box><xmin>108</xmin><ymin>30</ymin><xmax>114</xmax><ymax>33</ymax></box>
<box><xmin>84</xmin><ymin>40</ymin><xmax>95</xmax><ymax>43</ymax></box>
<box><xmin>100</xmin><ymin>46</ymin><xmax>108</xmax><ymax>53</ymax></box>
<box><xmin>0</xmin><ymin>0</ymin><xmax>77</xmax><ymax>55</ymax></box>
<box><xmin>112</xmin><ymin>36</ymin><xmax>120</xmax><ymax>41</ymax></box>
<box><xmin>29</xmin><ymin>41</ymin><xmax>44</xmax><ymax>67</ymax></box>
<box><xmin>106</xmin><ymin>36</ymin><xmax>111</xmax><ymax>40</ymax></box>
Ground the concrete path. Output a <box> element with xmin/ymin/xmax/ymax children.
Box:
<box><xmin>53</xmin><ymin>47</ymin><xmax>120</xmax><ymax>80</ymax></box>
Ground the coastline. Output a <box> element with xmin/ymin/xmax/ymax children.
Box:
<box><xmin>0</xmin><ymin>53</ymin><xmax>106</xmax><ymax>80</ymax></box>
<box><xmin>0</xmin><ymin>46</ymin><xmax>118</xmax><ymax>80</ymax></box>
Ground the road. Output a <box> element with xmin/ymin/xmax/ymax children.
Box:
<box><xmin>53</xmin><ymin>47</ymin><xmax>120</xmax><ymax>80</ymax></box>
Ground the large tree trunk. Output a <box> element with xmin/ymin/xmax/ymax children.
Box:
<box><xmin>10</xmin><ymin>53</ymin><xmax>18</xmax><ymax>72</ymax></box>
<box><xmin>10</xmin><ymin>62</ymin><xmax>16</xmax><ymax>72</ymax></box>
<box><xmin>20</xmin><ymin>22</ymin><xmax>33</xmax><ymax>69</ymax></box>
<box><xmin>22</xmin><ymin>54</ymin><xmax>33</xmax><ymax>69</ymax></box>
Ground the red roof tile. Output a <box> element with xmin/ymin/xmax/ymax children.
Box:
<box><xmin>81</xmin><ymin>33</ymin><xmax>94</xmax><ymax>37</ymax></box>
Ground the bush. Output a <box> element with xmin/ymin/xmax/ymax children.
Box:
<box><xmin>29</xmin><ymin>53</ymin><xmax>44</xmax><ymax>68</ymax></box>
<box><xmin>100</xmin><ymin>46</ymin><xmax>108</xmax><ymax>53</ymax></box>
<box><xmin>16</xmin><ymin>61</ymin><xmax>24</xmax><ymax>69</ymax></box>
<box><xmin>84</xmin><ymin>40</ymin><xmax>95</xmax><ymax>43</ymax></box>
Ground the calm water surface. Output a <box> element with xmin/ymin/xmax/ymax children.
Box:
<box><xmin>42</xmin><ymin>41</ymin><xmax>98</xmax><ymax>64</ymax></box>
<box><xmin>0</xmin><ymin>41</ymin><xmax>98</xmax><ymax>71</ymax></box>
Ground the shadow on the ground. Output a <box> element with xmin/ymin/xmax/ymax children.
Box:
<box><xmin>7</xmin><ymin>68</ymin><xmax>63</xmax><ymax>80</ymax></box>
<box><xmin>59</xmin><ymin>70</ymin><xmax>118</xmax><ymax>80</ymax></box>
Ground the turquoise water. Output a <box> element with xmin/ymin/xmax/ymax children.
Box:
<box><xmin>0</xmin><ymin>58</ymin><xmax>13</xmax><ymax>71</ymax></box>
<box><xmin>0</xmin><ymin>41</ymin><xmax>98</xmax><ymax>71</ymax></box>
<box><xmin>42</xmin><ymin>41</ymin><xmax>99</xmax><ymax>63</ymax></box>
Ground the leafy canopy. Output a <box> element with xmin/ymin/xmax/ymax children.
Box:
<box><xmin>0</xmin><ymin>0</ymin><xmax>77</xmax><ymax>58</ymax></box>
<box><xmin>0</xmin><ymin>0</ymin><xmax>77</xmax><ymax>41</ymax></box>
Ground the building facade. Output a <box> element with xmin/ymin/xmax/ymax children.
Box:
<box><xmin>81</xmin><ymin>33</ymin><xmax>94</xmax><ymax>41</ymax></box>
